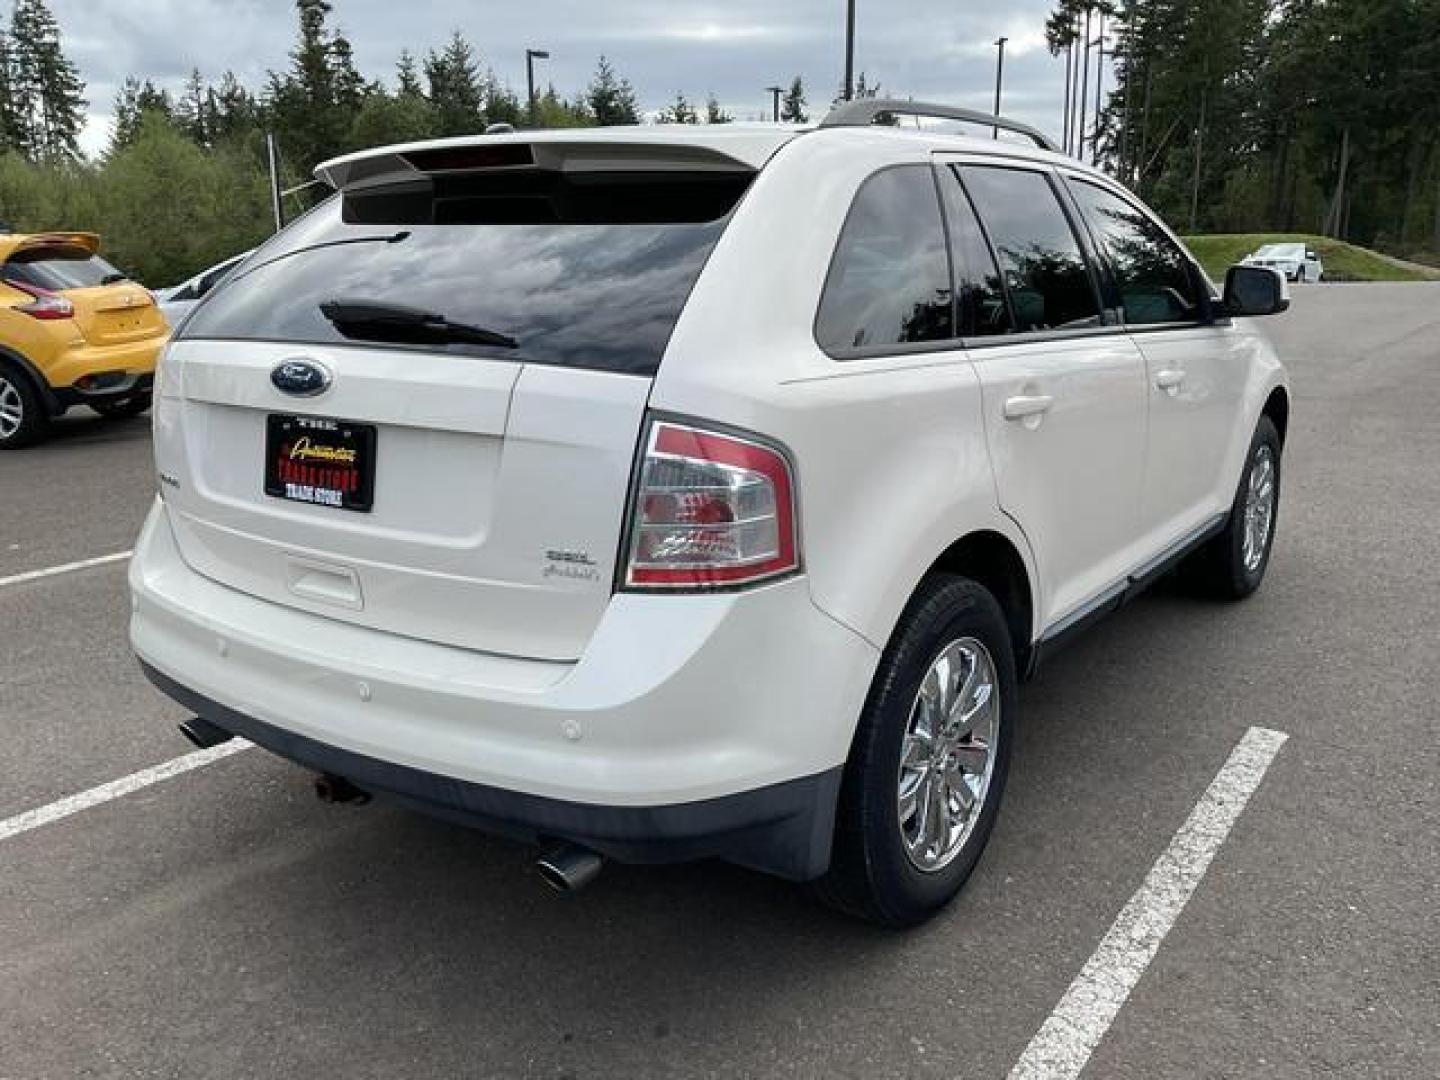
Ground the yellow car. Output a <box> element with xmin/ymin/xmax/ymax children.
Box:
<box><xmin>0</xmin><ymin>232</ymin><xmax>168</xmax><ymax>448</ymax></box>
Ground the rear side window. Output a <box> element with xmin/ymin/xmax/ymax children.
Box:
<box><xmin>180</xmin><ymin>171</ymin><xmax>752</xmax><ymax>377</ymax></box>
<box><xmin>815</xmin><ymin>165</ymin><xmax>953</xmax><ymax>353</ymax></box>
<box><xmin>4</xmin><ymin>246</ymin><xmax>124</xmax><ymax>291</ymax></box>
<box><xmin>957</xmin><ymin>166</ymin><xmax>1100</xmax><ymax>333</ymax></box>
<box><xmin>1068</xmin><ymin>179</ymin><xmax>1200</xmax><ymax>325</ymax></box>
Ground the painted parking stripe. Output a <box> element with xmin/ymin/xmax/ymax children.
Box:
<box><xmin>0</xmin><ymin>550</ymin><xmax>132</xmax><ymax>589</ymax></box>
<box><xmin>1007</xmin><ymin>726</ymin><xmax>1289</xmax><ymax>1080</ymax></box>
<box><xmin>0</xmin><ymin>740</ymin><xmax>252</xmax><ymax>843</ymax></box>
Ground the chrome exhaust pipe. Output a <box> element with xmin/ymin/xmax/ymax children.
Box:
<box><xmin>536</xmin><ymin>844</ymin><xmax>604</xmax><ymax>893</ymax></box>
<box><xmin>177</xmin><ymin>716</ymin><xmax>233</xmax><ymax>750</ymax></box>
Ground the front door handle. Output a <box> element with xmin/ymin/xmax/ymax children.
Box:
<box><xmin>1155</xmin><ymin>369</ymin><xmax>1186</xmax><ymax>392</ymax></box>
<box><xmin>1003</xmin><ymin>394</ymin><xmax>1055</xmax><ymax>421</ymax></box>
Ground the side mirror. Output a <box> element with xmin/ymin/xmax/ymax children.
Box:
<box><xmin>1222</xmin><ymin>264</ymin><xmax>1290</xmax><ymax>317</ymax></box>
<box><xmin>1305</xmin><ymin>249</ymin><xmax>1318</xmax><ymax>261</ymax></box>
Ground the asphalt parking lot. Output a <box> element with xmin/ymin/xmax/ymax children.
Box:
<box><xmin>3</xmin><ymin>283</ymin><xmax>1437</xmax><ymax>1079</ymax></box>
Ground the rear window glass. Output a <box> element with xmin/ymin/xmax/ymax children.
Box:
<box><xmin>180</xmin><ymin>170</ymin><xmax>752</xmax><ymax>377</ymax></box>
<box><xmin>4</xmin><ymin>247</ymin><xmax>124</xmax><ymax>291</ymax></box>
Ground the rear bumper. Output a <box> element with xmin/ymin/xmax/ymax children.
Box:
<box><xmin>51</xmin><ymin>372</ymin><xmax>153</xmax><ymax>411</ymax></box>
<box><xmin>44</xmin><ymin>333</ymin><xmax>166</xmax><ymax>388</ymax></box>
<box><xmin>141</xmin><ymin>659</ymin><xmax>841</xmax><ymax>879</ymax></box>
<box><xmin>129</xmin><ymin>501</ymin><xmax>878</xmax><ymax>879</ymax></box>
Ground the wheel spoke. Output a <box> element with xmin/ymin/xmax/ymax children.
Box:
<box><xmin>952</xmin><ymin>739</ymin><xmax>989</xmax><ymax>773</ymax></box>
<box><xmin>900</xmin><ymin>731</ymin><xmax>930</xmax><ymax>772</ymax></box>
<box><xmin>924</xmin><ymin>773</ymin><xmax>949</xmax><ymax>854</ymax></box>
<box><xmin>954</xmin><ymin>682</ymin><xmax>993</xmax><ymax>738</ymax></box>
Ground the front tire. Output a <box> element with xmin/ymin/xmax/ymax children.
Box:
<box><xmin>815</xmin><ymin>575</ymin><xmax>1016</xmax><ymax>927</ymax></box>
<box><xmin>1182</xmin><ymin>416</ymin><xmax>1281</xmax><ymax>599</ymax></box>
<box><xmin>0</xmin><ymin>365</ymin><xmax>47</xmax><ymax>449</ymax></box>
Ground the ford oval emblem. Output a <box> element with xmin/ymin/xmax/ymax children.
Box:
<box><xmin>270</xmin><ymin>358</ymin><xmax>331</xmax><ymax>397</ymax></box>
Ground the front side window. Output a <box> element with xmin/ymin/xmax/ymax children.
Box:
<box><xmin>815</xmin><ymin>165</ymin><xmax>953</xmax><ymax>353</ymax></box>
<box><xmin>1068</xmin><ymin>179</ymin><xmax>1200</xmax><ymax>325</ymax></box>
<box><xmin>957</xmin><ymin>165</ymin><xmax>1100</xmax><ymax>333</ymax></box>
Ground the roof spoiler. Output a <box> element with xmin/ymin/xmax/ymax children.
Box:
<box><xmin>19</xmin><ymin>231</ymin><xmax>101</xmax><ymax>254</ymax></box>
<box><xmin>316</xmin><ymin>138</ymin><xmax>757</xmax><ymax>195</ymax></box>
<box><xmin>820</xmin><ymin>98</ymin><xmax>1062</xmax><ymax>154</ymax></box>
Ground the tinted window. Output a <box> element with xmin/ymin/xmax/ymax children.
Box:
<box><xmin>1069</xmin><ymin>180</ymin><xmax>1199</xmax><ymax>325</ymax></box>
<box><xmin>4</xmin><ymin>246</ymin><xmax>124</xmax><ymax>290</ymax></box>
<box><xmin>958</xmin><ymin>166</ymin><xmax>1100</xmax><ymax>332</ymax></box>
<box><xmin>181</xmin><ymin>172</ymin><xmax>750</xmax><ymax>377</ymax></box>
<box><xmin>937</xmin><ymin>171</ymin><xmax>1011</xmax><ymax>337</ymax></box>
<box><xmin>815</xmin><ymin>165</ymin><xmax>953</xmax><ymax>352</ymax></box>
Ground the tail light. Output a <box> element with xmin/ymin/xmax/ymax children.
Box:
<box><xmin>7</xmin><ymin>280</ymin><xmax>74</xmax><ymax>320</ymax></box>
<box><xmin>624</xmin><ymin>419</ymin><xmax>799</xmax><ymax>590</ymax></box>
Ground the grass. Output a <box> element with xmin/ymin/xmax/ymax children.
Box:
<box><xmin>1181</xmin><ymin>233</ymin><xmax>1440</xmax><ymax>283</ymax></box>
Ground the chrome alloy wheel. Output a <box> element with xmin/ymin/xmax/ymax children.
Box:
<box><xmin>897</xmin><ymin>637</ymin><xmax>1000</xmax><ymax>873</ymax></box>
<box><xmin>1242</xmin><ymin>444</ymin><xmax>1276</xmax><ymax>573</ymax></box>
<box><xmin>0</xmin><ymin>376</ymin><xmax>23</xmax><ymax>440</ymax></box>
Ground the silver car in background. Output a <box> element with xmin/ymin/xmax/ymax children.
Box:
<box><xmin>1243</xmin><ymin>242</ymin><xmax>1322</xmax><ymax>283</ymax></box>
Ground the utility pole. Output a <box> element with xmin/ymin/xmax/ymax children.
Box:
<box><xmin>844</xmin><ymin>0</ymin><xmax>856</xmax><ymax>101</ymax></box>
<box><xmin>1077</xmin><ymin>9</ymin><xmax>1092</xmax><ymax>160</ymax></box>
<box><xmin>992</xmin><ymin>36</ymin><xmax>1008</xmax><ymax>137</ymax></box>
<box><xmin>1120</xmin><ymin>1</ymin><xmax>1134</xmax><ymax>181</ymax></box>
<box><xmin>265</xmin><ymin>132</ymin><xmax>283</xmax><ymax>233</ymax></box>
<box><xmin>1062</xmin><ymin>33</ymin><xmax>1074</xmax><ymax>154</ymax></box>
<box><xmin>1092</xmin><ymin>14</ymin><xmax>1105</xmax><ymax>166</ymax></box>
<box><xmin>525</xmin><ymin>48</ymin><xmax>550</xmax><ymax>125</ymax></box>
<box><xmin>766</xmin><ymin>85</ymin><xmax>783</xmax><ymax>122</ymax></box>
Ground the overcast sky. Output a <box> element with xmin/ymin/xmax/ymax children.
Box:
<box><xmin>50</xmin><ymin>0</ymin><xmax>1080</xmax><ymax>157</ymax></box>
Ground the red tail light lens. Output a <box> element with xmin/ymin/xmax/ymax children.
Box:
<box><xmin>625</xmin><ymin>420</ymin><xmax>799</xmax><ymax>589</ymax></box>
<box><xmin>7</xmin><ymin>280</ymin><xmax>74</xmax><ymax>320</ymax></box>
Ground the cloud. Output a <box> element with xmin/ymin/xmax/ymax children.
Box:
<box><xmin>53</xmin><ymin>0</ymin><xmax>1074</xmax><ymax>156</ymax></box>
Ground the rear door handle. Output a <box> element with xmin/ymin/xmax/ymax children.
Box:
<box><xmin>1002</xmin><ymin>394</ymin><xmax>1054</xmax><ymax>421</ymax></box>
<box><xmin>1155</xmin><ymin>369</ymin><xmax>1186</xmax><ymax>391</ymax></box>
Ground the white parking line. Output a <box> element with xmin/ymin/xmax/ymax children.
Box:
<box><xmin>0</xmin><ymin>740</ymin><xmax>252</xmax><ymax>843</ymax></box>
<box><xmin>1008</xmin><ymin>726</ymin><xmax>1289</xmax><ymax>1080</ymax></box>
<box><xmin>0</xmin><ymin>550</ymin><xmax>132</xmax><ymax>589</ymax></box>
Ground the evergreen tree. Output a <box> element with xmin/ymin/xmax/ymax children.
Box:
<box><xmin>656</xmin><ymin>92</ymin><xmax>699</xmax><ymax>124</ymax></box>
<box><xmin>265</xmin><ymin>0</ymin><xmax>362</xmax><ymax>171</ymax></box>
<box><xmin>349</xmin><ymin>87</ymin><xmax>435</xmax><ymax>147</ymax></box>
<box><xmin>395</xmin><ymin>50</ymin><xmax>424</xmax><ymax>98</ymax></box>
<box><xmin>109</xmin><ymin>77</ymin><xmax>175</xmax><ymax>156</ymax></box>
<box><xmin>585</xmin><ymin>56</ymin><xmax>640</xmax><ymax>126</ymax></box>
<box><xmin>780</xmin><ymin>76</ymin><xmax>808</xmax><ymax>123</ymax></box>
<box><xmin>705</xmin><ymin>95</ymin><xmax>732</xmax><ymax>124</ymax></box>
<box><xmin>480</xmin><ymin>69</ymin><xmax>523</xmax><ymax>128</ymax></box>
<box><xmin>208</xmin><ymin>72</ymin><xmax>259</xmax><ymax>146</ymax></box>
<box><xmin>175</xmin><ymin>68</ymin><xmax>212</xmax><ymax>146</ymax></box>
<box><xmin>424</xmin><ymin>32</ymin><xmax>484</xmax><ymax>136</ymax></box>
<box><xmin>531</xmin><ymin>84</ymin><xmax>592</xmax><ymax>129</ymax></box>
<box><xmin>10</xmin><ymin>0</ymin><xmax>87</xmax><ymax>160</ymax></box>
<box><xmin>0</xmin><ymin>30</ymin><xmax>20</xmax><ymax>154</ymax></box>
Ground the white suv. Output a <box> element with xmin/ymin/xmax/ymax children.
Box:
<box><xmin>130</xmin><ymin>101</ymin><xmax>1290</xmax><ymax>926</ymax></box>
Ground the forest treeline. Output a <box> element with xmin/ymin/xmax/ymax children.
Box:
<box><xmin>1</xmin><ymin>0</ymin><xmax>1436</xmax><ymax>286</ymax></box>
<box><xmin>1050</xmin><ymin>0</ymin><xmax>1440</xmax><ymax>262</ymax></box>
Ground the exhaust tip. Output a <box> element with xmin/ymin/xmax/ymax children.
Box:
<box><xmin>177</xmin><ymin>717</ymin><xmax>233</xmax><ymax>750</ymax></box>
<box><xmin>536</xmin><ymin>844</ymin><xmax>604</xmax><ymax>893</ymax></box>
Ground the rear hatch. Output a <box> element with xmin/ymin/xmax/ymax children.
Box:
<box><xmin>161</xmin><ymin>149</ymin><xmax>754</xmax><ymax>661</ymax></box>
<box><xmin>2</xmin><ymin>235</ymin><xmax>165</xmax><ymax>344</ymax></box>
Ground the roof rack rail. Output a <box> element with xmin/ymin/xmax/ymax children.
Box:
<box><xmin>819</xmin><ymin>98</ymin><xmax>1062</xmax><ymax>154</ymax></box>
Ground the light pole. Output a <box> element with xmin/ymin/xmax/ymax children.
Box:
<box><xmin>766</xmin><ymin>85</ymin><xmax>783</xmax><ymax>122</ymax></box>
<box><xmin>525</xmin><ymin>48</ymin><xmax>550</xmax><ymax>125</ymax></box>
<box><xmin>843</xmin><ymin>0</ymin><xmax>856</xmax><ymax>101</ymax></box>
<box><xmin>992</xmin><ymin>36</ymin><xmax>1008</xmax><ymax>137</ymax></box>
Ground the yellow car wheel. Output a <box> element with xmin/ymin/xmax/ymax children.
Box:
<box><xmin>0</xmin><ymin>364</ymin><xmax>47</xmax><ymax>449</ymax></box>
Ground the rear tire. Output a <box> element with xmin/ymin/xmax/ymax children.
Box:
<box><xmin>1182</xmin><ymin>416</ymin><xmax>1281</xmax><ymax>599</ymax></box>
<box><xmin>89</xmin><ymin>391</ymin><xmax>152</xmax><ymax>419</ymax></box>
<box><xmin>0</xmin><ymin>364</ymin><xmax>47</xmax><ymax>449</ymax></box>
<box><xmin>814</xmin><ymin>575</ymin><xmax>1016</xmax><ymax>927</ymax></box>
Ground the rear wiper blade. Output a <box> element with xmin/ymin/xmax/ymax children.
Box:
<box><xmin>319</xmin><ymin>298</ymin><xmax>518</xmax><ymax>349</ymax></box>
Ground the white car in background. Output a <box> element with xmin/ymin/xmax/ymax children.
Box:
<box><xmin>1243</xmin><ymin>242</ymin><xmax>1322</xmax><ymax>283</ymax></box>
<box><xmin>155</xmin><ymin>249</ymin><xmax>253</xmax><ymax>326</ymax></box>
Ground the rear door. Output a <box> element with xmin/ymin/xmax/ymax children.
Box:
<box><xmin>940</xmin><ymin>161</ymin><xmax>1149</xmax><ymax>631</ymax></box>
<box><xmin>160</xmin><ymin>166</ymin><xmax>750</xmax><ymax>661</ymax></box>
<box><xmin>1063</xmin><ymin>174</ymin><xmax>1247</xmax><ymax>554</ymax></box>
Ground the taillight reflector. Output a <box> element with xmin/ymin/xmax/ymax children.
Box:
<box><xmin>624</xmin><ymin>420</ymin><xmax>799</xmax><ymax>590</ymax></box>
